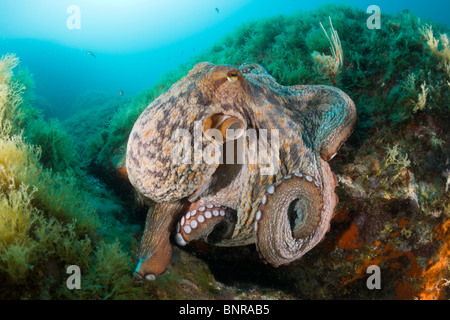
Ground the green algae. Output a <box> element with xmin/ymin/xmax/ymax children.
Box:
<box><xmin>0</xmin><ymin>53</ymin><xmax>138</xmax><ymax>299</ymax></box>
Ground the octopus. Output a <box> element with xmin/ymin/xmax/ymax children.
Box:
<box><xmin>126</xmin><ymin>62</ymin><xmax>357</xmax><ymax>281</ymax></box>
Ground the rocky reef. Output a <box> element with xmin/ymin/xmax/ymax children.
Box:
<box><xmin>1</xmin><ymin>4</ymin><xmax>448</xmax><ymax>299</ymax></box>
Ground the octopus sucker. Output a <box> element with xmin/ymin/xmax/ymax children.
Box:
<box><xmin>127</xmin><ymin>62</ymin><xmax>356</xmax><ymax>280</ymax></box>
<box><xmin>175</xmin><ymin>203</ymin><xmax>237</xmax><ymax>246</ymax></box>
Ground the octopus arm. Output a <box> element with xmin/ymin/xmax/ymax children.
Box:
<box><xmin>294</xmin><ymin>85</ymin><xmax>357</xmax><ymax>161</ymax></box>
<box><xmin>255</xmin><ymin>159</ymin><xmax>338</xmax><ymax>267</ymax></box>
<box><xmin>134</xmin><ymin>201</ymin><xmax>187</xmax><ymax>281</ymax></box>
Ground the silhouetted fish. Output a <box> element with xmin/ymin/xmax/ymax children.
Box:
<box><xmin>86</xmin><ymin>51</ymin><xmax>96</xmax><ymax>59</ymax></box>
<box><xmin>215</xmin><ymin>7</ymin><xmax>219</xmax><ymax>14</ymax></box>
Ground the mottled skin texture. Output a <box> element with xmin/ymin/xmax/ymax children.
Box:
<box><xmin>126</xmin><ymin>62</ymin><xmax>357</xmax><ymax>280</ymax></box>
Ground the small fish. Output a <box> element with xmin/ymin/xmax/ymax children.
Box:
<box><xmin>215</xmin><ymin>7</ymin><xmax>219</xmax><ymax>14</ymax></box>
<box><xmin>119</xmin><ymin>90</ymin><xmax>123</xmax><ymax>96</ymax></box>
<box><xmin>86</xmin><ymin>51</ymin><xmax>96</xmax><ymax>59</ymax></box>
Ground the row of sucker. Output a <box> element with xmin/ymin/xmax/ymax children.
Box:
<box><xmin>175</xmin><ymin>203</ymin><xmax>236</xmax><ymax>246</ymax></box>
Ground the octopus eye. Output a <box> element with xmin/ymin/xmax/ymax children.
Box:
<box><xmin>227</xmin><ymin>71</ymin><xmax>239</xmax><ymax>82</ymax></box>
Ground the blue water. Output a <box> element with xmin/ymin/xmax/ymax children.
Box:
<box><xmin>0</xmin><ymin>0</ymin><xmax>449</xmax><ymax>118</ymax></box>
